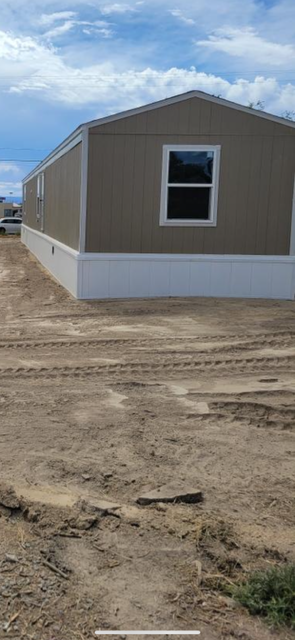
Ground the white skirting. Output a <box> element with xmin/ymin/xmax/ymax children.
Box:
<box><xmin>21</xmin><ymin>225</ymin><xmax>79</xmax><ymax>297</ymax></box>
<box><xmin>22</xmin><ymin>226</ymin><xmax>295</xmax><ymax>301</ymax></box>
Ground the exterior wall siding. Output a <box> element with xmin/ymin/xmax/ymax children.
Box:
<box><xmin>86</xmin><ymin>97</ymin><xmax>295</xmax><ymax>255</ymax></box>
<box><xmin>23</xmin><ymin>143</ymin><xmax>81</xmax><ymax>251</ymax></box>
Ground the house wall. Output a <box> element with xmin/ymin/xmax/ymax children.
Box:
<box><xmin>0</xmin><ymin>202</ymin><xmax>21</xmax><ymax>216</ymax></box>
<box><xmin>23</xmin><ymin>142</ymin><xmax>82</xmax><ymax>250</ymax></box>
<box><xmin>86</xmin><ymin>96</ymin><xmax>295</xmax><ymax>255</ymax></box>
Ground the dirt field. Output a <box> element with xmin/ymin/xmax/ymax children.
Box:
<box><xmin>0</xmin><ymin>237</ymin><xmax>295</xmax><ymax>640</ymax></box>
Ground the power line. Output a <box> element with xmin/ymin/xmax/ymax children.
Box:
<box><xmin>0</xmin><ymin>159</ymin><xmax>41</xmax><ymax>162</ymax></box>
<box><xmin>0</xmin><ymin>147</ymin><xmax>50</xmax><ymax>151</ymax></box>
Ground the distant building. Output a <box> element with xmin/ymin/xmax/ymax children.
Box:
<box><xmin>0</xmin><ymin>202</ymin><xmax>22</xmax><ymax>217</ymax></box>
<box><xmin>22</xmin><ymin>90</ymin><xmax>295</xmax><ymax>300</ymax></box>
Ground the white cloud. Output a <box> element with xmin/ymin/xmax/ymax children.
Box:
<box><xmin>44</xmin><ymin>20</ymin><xmax>76</xmax><ymax>39</ymax></box>
<box><xmin>42</xmin><ymin>18</ymin><xmax>113</xmax><ymax>40</ymax></box>
<box><xmin>1</xmin><ymin>27</ymin><xmax>295</xmax><ymax>120</ymax></box>
<box><xmin>0</xmin><ymin>162</ymin><xmax>20</xmax><ymax>173</ymax></box>
<box><xmin>82</xmin><ymin>25</ymin><xmax>113</xmax><ymax>38</ymax></box>
<box><xmin>0</xmin><ymin>163</ymin><xmax>25</xmax><ymax>197</ymax></box>
<box><xmin>169</xmin><ymin>9</ymin><xmax>195</xmax><ymax>25</ymax></box>
<box><xmin>0</xmin><ymin>181</ymin><xmax>22</xmax><ymax>197</ymax></box>
<box><xmin>197</xmin><ymin>27</ymin><xmax>295</xmax><ymax>68</ymax></box>
<box><xmin>39</xmin><ymin>11</ymin><xmax>77</xmax><ymax>26</ymax></box>
<box><xmin>100</xmin><ymin>3</ymin><xmax>136</xmax><ymax>15</ymax></box>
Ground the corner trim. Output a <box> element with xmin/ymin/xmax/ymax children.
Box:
<box><xmin>79</xmin><ymin>126</ymin><xmax>88</xmax><ymax>252</ymax></box>
<box><xmin>290</xmin><ymin>175</ymin><xmax>295</xmax><ymax>255</ymax></box>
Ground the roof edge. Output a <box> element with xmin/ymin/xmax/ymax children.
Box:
<box><xmin>22</xmin><ymin>125</ymin><xmax>84</xmax><ymax>184</ymax></box>
<box><xmin>86</xmin><ymin>90</ymin><xmax>295</xmax><ymax>131</ymax></box>
<box><xmin>22</xmin><ymin>90</ymin><xmax>295</xmax><ymax>184</ymax></box>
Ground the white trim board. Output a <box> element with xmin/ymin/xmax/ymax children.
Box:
<box><xmin>290</xmin><ymin>175</ymin><xmax>295</xmax><ymax>255</ymax></box>
<box><xmin>159</xmin><ymin>145</ymin><xmax>220</xmax><ymax>227</ymax></box>
<box><xmin>21</xmin><ymin>224</ymin><xmax>79</xmax><ymax>257</ymax></box>
<box><xmin>78</xmin><ymin>254</ymin><xmax>295</xmax><ymax>300</ymax></box>
<box><xmin>21</xmin><ymin>225</ymin><xmax>79</xmax><ymax>297</ymax></box>
<box><xmin>21</xmin><ymin>226</ymin><xmax>295</xmax><ymax>300</ymax></box>
<box><xmin>77</xmin><ymin>252</ymin><xmax>295</xmax><ymax>264</ymax></box>
<box><xmin>79</xmin><ymin>128</ymin><xmax>89</xmax><ymax>253</ymax></box>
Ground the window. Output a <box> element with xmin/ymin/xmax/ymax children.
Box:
<box><xmin>23</xmin><ymin>184</ymin><xmax>26</xmax><ymax>216</ymax></box>
<box><xmin>4</xmin><ymin>209</ymin><xmax>12</xmax><ymax>215</ymax></box>
<box><xmin>160</xmin><ymin>145</ymin><xmax>220</xmax><ymax>227</ymax></box>
<box><xmin>36</xmin><ymin>173</ymin><xmax>45</xmax><ymax>231</ymax></box>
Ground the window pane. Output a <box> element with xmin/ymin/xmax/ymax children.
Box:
<box><xmin>167</xmin><ymin>187</ymin><xmax>211</xmax><ymax>220</ymax></box>
<box><xmin>168</xmin><ymin>150</ymin><xmax>213</xmax><ymax>184</ymax></box>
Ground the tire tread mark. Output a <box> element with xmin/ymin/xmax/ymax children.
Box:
<box><xmin>0</xmin><ymin>354</ymin><xmax>295</xmax><ymax>379</ymax></box>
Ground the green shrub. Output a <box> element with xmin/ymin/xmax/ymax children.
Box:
<box><xmin>232</xmin><ymin>564</ymin><xmax>295</xmax><ymax>628</ymax></box>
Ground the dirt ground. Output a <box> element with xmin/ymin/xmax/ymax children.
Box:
<box><xmin>0</xmin><ymin>237</ymin><xmax>295</xmax><ymax>640</ymax></box>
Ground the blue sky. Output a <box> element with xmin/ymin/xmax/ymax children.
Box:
<box><xmin>1</xmin><ymin>0</ymin><xmax>295</xmax><ymax>198</ymax></box>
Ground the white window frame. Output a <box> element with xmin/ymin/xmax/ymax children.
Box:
<box><xmin>23</xmin><ymin>184</ymin><xmax>26</xmax><ymax>217</ymax></box>
<box><xmin>36</xmin><ymin>172</ymin><xmax>45</xmax><ymax>231</ymax></box>
<box><xmin>159</xmin><ymin>144</ymin><xmax>221</xmax><ymax>227</ymax></box>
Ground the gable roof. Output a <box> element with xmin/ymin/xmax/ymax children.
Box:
<box><xmin>86</xmin><ymin>90</ymin><xmax>295</xmax><ymax>131</ymax></box>
<box><xmin>23</xmin><ymin>90</ymin><xmax>295</xmax><ymax>184</ymax></box>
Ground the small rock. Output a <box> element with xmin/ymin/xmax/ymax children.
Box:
<box><xmin>74</xmin><ymin>498</ymin><xmax>120</xmax><ymax>517</ymax></box>
<box><xmin>155</xmin><ymin>502</ymin><xmax>167</xmax><ymax>512</ymax></box>
<box><xmin>103</xmin><ymin>472</ymin><xmax>113</xmax><ymax>479</ymax></box>
<box><xmin>137</xmin><ymin>484</ymin><xmax>203</xmax><ymax>506</ymax></box>
<box><xmin>0</xmin><ymin>484</ymin><xmax>20</xmax><ymax>510</ymax></box>
<box><xmin>82</xmin><ymin>474</ymin><xmax>92</xmax><ymax>482</ymax></box>
<box><xmin>71</xmin><ymin>515</ymin><xmax>98</xmax><ymax>530</ymax></box>
<box><xmin>24</xmin><ymin>508</ymin><xmax>40</xmax><ymax>522</ymax></box>
<box><xmin>5</xmin><ymin>554</ymin><xmax>18</xmax><ymax>563</ymax></box>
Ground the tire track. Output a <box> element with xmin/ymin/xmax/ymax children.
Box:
<box><xmin>1</xmin><ymin>353</ymin><xmax>295</xmax><ymax>379</ymax></box>
<box><xmin>0</xmin><ymin>330</ymin><xmax>294</xmax><ymax>351</ymax></box>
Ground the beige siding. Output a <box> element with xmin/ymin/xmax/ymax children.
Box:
<box><xmin>86</xmin><ymin>96</ymin><xmax>295</xmax><ymax>255</ymax></box>
<box><xmin>24</xmin><ymin>143</ymin><xmax>81</xmax><ymax>250</ymax></box>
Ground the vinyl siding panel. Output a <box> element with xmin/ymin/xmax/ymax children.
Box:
<box><xmin>86</xmin><ymin>96</ymin><xmax>295</xmax><ymax>255</ymax></box>
<box><xmin>24</xmin><ymin>143</ymin><xmax>81</xmax><ymax>250</ymax></box>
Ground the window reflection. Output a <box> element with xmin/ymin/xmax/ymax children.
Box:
<box><xmin>168</xmin><ymin>151</ymin><xmax>213</xmax><ymax>184</ymax></box>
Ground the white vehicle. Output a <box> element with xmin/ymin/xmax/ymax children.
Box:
<box><xmin>0</xmin><ymin>217</ymin><xmax>22</xmax><ymax>235</ymax></box>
